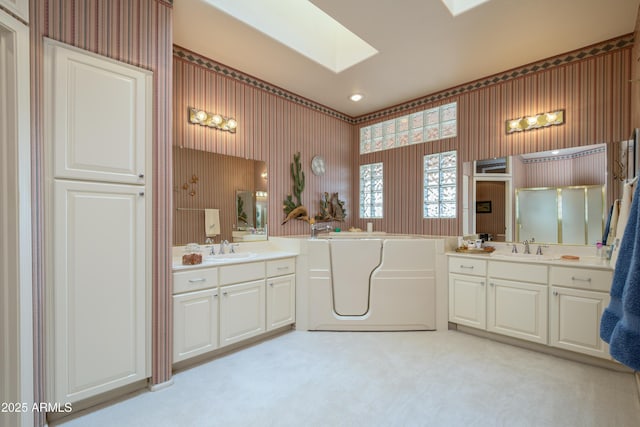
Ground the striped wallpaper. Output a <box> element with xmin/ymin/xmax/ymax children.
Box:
<box><xmin>354</xmin><ymin>39</ymin><xmax>632</xmax><ymax>237</ymax></box>
<box><xmin>519</xmin><ymin>151</ymin><xmax>606</xmax><ymax>188</ymax></box>
<box><xmin>173</xmin><ymin>46</ymin><xmax>354</xmax><ymax>238</ymax></box>
<box><xmin>29</xmin><ymin>1</ymin><xmax>173</xmax><ymax>423</ymax></box>
<box><xmin>475</xmin><ymin>181</ymin><xmax>506</xmax><ymax>241</ymax></box>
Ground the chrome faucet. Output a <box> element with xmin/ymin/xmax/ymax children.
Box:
<box><xmin>511</xmin><ymin>243</ymin><xmax>518</xmax><ymax>253</ymax></box>
<box><xmin>220</xmin><ymin>239</ymin><xmax>230</xmax><ymax>254</ymax></box>
<box><xmin>310</xmin><ymin>223</ymin><xmax>332</xmax><ymax>238</ymax></box>
<box><xmin>523</xmin><ymin>240</ymin><xmax>531</xmax><ymax>254</ymax></box>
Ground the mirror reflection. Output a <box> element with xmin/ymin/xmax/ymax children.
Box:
<box><xmin>173</xmin><ymin>147</ymin><xmax>267</xmax><ymax>245</ymax></box>
<box><xmin>470</xmin><ymin>143</ymin><xmax>606</xmax><ymax>245</ymax></box>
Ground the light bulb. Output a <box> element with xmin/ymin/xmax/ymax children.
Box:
<box><xmin>211</xmin><ymin>114</ymin><xmax>223</xmax><ymax>125</ymax></box>
<box><xmin>195</xmin><ymin>110</ymin><xmax>207</xmax><ymax>122</ymax></box>
<box><xmin>527</xmin><ymin>116</ymin><xmax>538</xmax><ymax>126</ymax></box>
<box><xmin>227</xmin><ymin>118</ymin><xmax>237</xmax><ymax>129</ymax></box>
<box><xmin>546</xmin><ymin>112</ymin><xmax>557</xmax><ymax>122</ymax></box>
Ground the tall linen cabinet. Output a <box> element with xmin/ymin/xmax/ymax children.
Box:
<box><xmin>44</xmin><ymin>39</ymin><xmax>152</xmax><ymax>404</ymax></box>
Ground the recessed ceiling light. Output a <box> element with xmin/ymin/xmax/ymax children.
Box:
<box><xmin>551</xmin><ymin>150</ymin><xmax>560</xmax><ymax>155</ymax></box>
<box><xmin>350</xmin><ymin>94</ymin><xmax>363</xmax><ymax>102</ymax></box>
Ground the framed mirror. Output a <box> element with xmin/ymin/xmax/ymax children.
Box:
<box><xmin>173</xmin><ymin>146</ymin><xmax>267</xmax><ymax>245</ymax></box>
<box><xmin>467</xmin><ymin>143</ymin><xmax>606</xmax><ymax>245</ymax></box>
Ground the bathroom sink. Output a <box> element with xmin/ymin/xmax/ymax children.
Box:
<box><xmin>204</xmin><ymin>252</ymin><xmax>257</xmax><ymax>263</ymax></box>
<box><xmin>490</xmin><ymin>252</ymin><xmax>555</xmax><ymax>261</ymax></box>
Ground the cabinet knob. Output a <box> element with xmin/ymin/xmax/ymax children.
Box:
<box><xmin>553</xmin><ymin>290</ymin><xmax>559</xmax><ymax>296</ymax></box>
<box><xmin>489</xmin><ymin>282</ymin><xmax>494</xmax><ymax>287</ymax></box>
<box><xmin>223</xmin><ymin>291</ymin><xmax>228</xmax><ymax>296</ymax></box>
<box><xmin>138</xmin><ymin>173</ymin><xmax>144</xmax><ymax>178</ymax></box>
<box><xmin>269</xmin><ymin>283</ymin><xmax>274</xmax><ymax>287</ymax></box>
<box><xmin>480</xmin><ymin>281</ymin><xmax>485</xmax><ymax>286</ymax></box>
<box><xmin>139</xmin><ymin>192</ymin><xmax>145</xmax><ymax>197</ymax></box>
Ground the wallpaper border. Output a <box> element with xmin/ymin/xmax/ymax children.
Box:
<box><xmin>176</xmin><ymin>34</ymin><xmax>633</xmax><ymax>125</ymax></box>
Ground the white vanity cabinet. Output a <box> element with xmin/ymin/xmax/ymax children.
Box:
<box><xmin>173</xmin><ymin>269</ymin><xmax>219</xmax><ymax>363</ymax></box>
<box><xmin>487</xmin><ymin>261</ymin><xmax>548</xmax><ymax>344</ymax></box>
<box><xmin>172</xmin><ymin>256</ymin><xmax>297</xmax><ymax>364</ymax></box>
<box><xmin>448</xmin><ymin>257</ymin><xmax>487</xmax><ymax>329</ymax></box>
<box><xmin>549</xmin><ymin>266</ymin><xmax>612</xmax><ymax>359</ymax></box>
<box><xmin>219</xmin><ymin>262</ymin><xmax>266</xmax><ymax>347</ymax></box>
<box><xmin>266</xmin><ymin>259</ymin><xmax>296</xmax><ymax>330</ymax></box>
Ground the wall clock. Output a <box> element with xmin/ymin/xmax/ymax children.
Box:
<box><xmin>311</xmin><ymin>155</ymin><xmax>326</xmax><ymax>176</ymax></box>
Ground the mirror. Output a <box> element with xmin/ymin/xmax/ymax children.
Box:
<box><xmin>468</xmin><ymin>143</ymin><xmax>607</xmax><ymax>245</ymax></box>
<box><xmin>173</xmin><ymin>146</ymin><xmax>267</xmax><ymax>245</ymax></box>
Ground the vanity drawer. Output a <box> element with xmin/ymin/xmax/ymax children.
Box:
<box><xmin>173</xmin><ymin>268</ymin><xmax>218</xmax><ymax>294</ymax></box>
<box><xmin>266</xmin><ymin>258</ymin><xmax>296</xmax><ymax>278</ymax></box>
<box><xmin>220</xmin><ymin>261</ymin><xmax>265</xmax><ymax>285</ymax></box>
<box><xmin>448</xmin><ymin>257</ymin><xmax>486</xmax><ymax>276</ymax></box>
<box><xmin>549</xmin><ymin>266</ymin><xmax>613</xmax><ymax>292</ymax></box>
<box><xmin>489</xmin><ymin>261</ymin><xmax>547</xmax><ymax>284</ymax></box>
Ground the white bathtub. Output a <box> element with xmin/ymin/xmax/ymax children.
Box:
<box><xmin>295</xmin><ymin>236</ymin><xmax>447</xmax><ymax>331</ymax></box>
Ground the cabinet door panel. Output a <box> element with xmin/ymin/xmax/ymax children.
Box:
<box><xmin>52</xmin><ymin>180</ymin><xmax>147</xmax><ymax>402</ymax></box>
<box><xmin>488</xmin><ymin>279</ymin><xmax>547</xmax><ymax>344</ymax></box>
<box><xmin>220</xmin><ymin>280</ymin><xmax>266</xmax><ymax>347</ymax></box>
<box><xmin>267</xmin><ymin>274</ymin><xmax>295</xmax><ymax>330</ymax></box>
<box><xmin>173</xmin><ymin>289</ymin><xmax>218</xmax><ymax>363</ymax></box>
<box><xmin>45</xmin><ymin>39</ymin><xmax>151</xmax><ymax>184</ymax></box>
<box><xmin>448</xmin><ymin>274</ymin><xmax>486</xmax><ymax>329</ymax></box>
<box><xmin>550</xmin><ymin>286</ymin><xmax>610</xmax><ymax>359</ymax></box>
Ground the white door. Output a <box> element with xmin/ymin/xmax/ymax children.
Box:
<box><xmin>267</xmin><ymin>274</ymin><xmax>296</xmax><ymax>330</ymax></box>
<box><xmin>45</xmin><ymin>39</ymin><xmax>152</xmax><ymax>184</ymax></box>
<box><xmin>487</xmin><ymin>279</ymin><xmax>548</xmax><ymax>344</ymax></box>
<box><xmin>0</xmin><ymin>0</ymin><xmax>28</xmax><ymax>22</ymax></box>
<box><xmin>549</xmin><ymin>286</ymin><xmax>610</xmax><ymax>359</ymax></box>
<box><xmin>173</xmin><ymin>289</ymin><xmax>219</xmax><ymax>363</ymax></box>
<box><xmin>448</xmin><ymin>274</ymin><xmax>486</xmax><ymax>329</ymax></box>
<box><xmin>51</xmin><ymin>180</ymin><xmax>147</xmax><ymax>403</ymax></box>
<box><xmin>0</xmin><ymin>8</ymin><xmax>32</xmax><ymax>427</ymax></box>
<box><xmin>220</xmin><ymin>280</ymin><xmax>266</xmax><ymax>347</ymax></box>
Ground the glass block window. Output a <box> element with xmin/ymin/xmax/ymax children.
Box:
<box><xmin>424</xmin><ymin>151</ymin><xmax>457</xmax><ymax>218</ymax></box>
<box><xmin>360</xmin><ymin>102</ymin><xmax>457</xmax><ymax>154</ymax></box>
<box><xmin>360</xmin><ymin>163</ymin><xmax>383</xmax><ymax>218</ymax></box>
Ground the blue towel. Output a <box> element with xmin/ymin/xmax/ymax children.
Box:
<box><xmin>600</xmin><ymin>182</ymin><xmax>640</xmax><ymax>370</ymax></box>
<box><xmin>602</xmin><ymin>203</ymin><xmax>614</xmax><ymax>246</ymax></box>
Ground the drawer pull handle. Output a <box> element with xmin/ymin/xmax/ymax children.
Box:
<box><xmin>571</xmin><ymin>276</ymin><xmax>591</xmax><ymax>283</ymax></box>
<box><xmin>277</xmin><ymin>266</ymin><xmax>289</xmax><ymax>271</ymax></box>
<box><xmin>460</xmin><ymin>265</ymin><xmax>474</xmax><ymax>269</ymax></box>
<box><xmin>188</xmin><ymin>278</ymin><xmax>206</xmax><ymax>283</ymax></box>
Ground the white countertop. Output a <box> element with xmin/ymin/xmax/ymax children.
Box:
<box><xmin>447</xmin><ymin>249</ymin><xmax>613</xmax><ymax>270</ymax></box>
<box><xmin>172</xmin><ymin>250</ymin><xmax>297</xmax><ymax>271</ymax></box>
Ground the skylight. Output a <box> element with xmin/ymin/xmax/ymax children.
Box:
<box><xmin>205</xmin><ymin>0</ymin><xmax>378</xmax><ymax>73</ymax></box>
<box><xmin>440</xmin><ymin>0</ymin><xmax>491</xmax><ymax>16</ymax></box>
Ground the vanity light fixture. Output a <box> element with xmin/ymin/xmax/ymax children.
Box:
<box><xmin>188</xmin><ymin>107</ymin><xmax>238</xmax><ymax>133</ymax></box>
<box><xmin>506</xmin><ymin>110</ymin><xmax>564</xmax><ymax>134</ymax></box>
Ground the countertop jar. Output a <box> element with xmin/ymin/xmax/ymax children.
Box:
<box><xmin>182</xmin><ymin>243</ymin><xmax>202</xmax><ymax>265</ymax></box>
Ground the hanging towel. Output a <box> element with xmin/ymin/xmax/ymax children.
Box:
<box><xmin>607</xmin><ymin>199</ymin><xmax>620</xmax><ymax>246</ymax></box>
<box><xmin>615</xmin><ymin>180</ymin><xmax>636</xmax><ymax>242</ymax></box>
<box><xmin>204</xmin><ymin>209</ymin><xmax>220</xmax><ymax>237</ymax></box>
<box><xmin>600</xmin><ymin>182</ymin><xmax>640</xmax><ymax>370</ymax></box>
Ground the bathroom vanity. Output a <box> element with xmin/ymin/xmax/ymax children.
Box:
<box><xmin>448</xmin><ymin>249</ymin><xmax>613</xmax><ymax>360</ymax></box>
<box><xmin>172</xmin><ymin>246</ymin><xmax>296</xmax><ymax>364</ymax></box>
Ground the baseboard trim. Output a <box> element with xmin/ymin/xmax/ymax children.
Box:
<box><xmin>454</xmin><ymin>324</ymin><xmax>631</xmax><ymax>372</ymax></box>
<box><xmin>149</xmin><ymin>378</ymin><xmax>174</xmax><ymax>392</ymax></box>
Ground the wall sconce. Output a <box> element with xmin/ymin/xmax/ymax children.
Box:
<box><xmin>188</xmin><ymin>107</ymin><xmax>238</xmax><ymax>133</ymax></box>
<box><xmin>506</xmin><ymin>110</ymin><xmax>564</xmax><ymax>134</ymax></box>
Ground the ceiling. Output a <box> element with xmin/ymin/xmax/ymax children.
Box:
<box><xmin>174</xmin><ymin>0</ymin><xmax>640</xmax><ymax>118</ymax></box>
